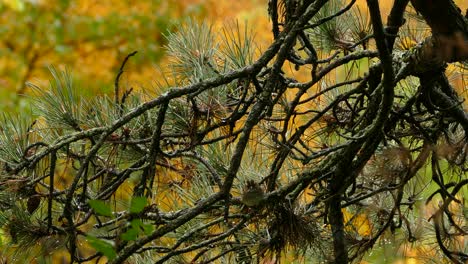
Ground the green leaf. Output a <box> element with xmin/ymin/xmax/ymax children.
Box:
<box><xmin>129</xmin><ymin>196</ymin><xmax>147</xmax><ymax>214</ymax></box>
<box><xmin>120</xmin><ymin>219</ymin><xmax>154</xmax><ymax>241</ymax></box>
<box><xmin>141</xmin><ymin>222</ymin><xmax>154</xmax><ymax>235</ymax></box>
<box><xmin>130</xmin><ymin>219</ymin><xmax>143</xmax><ymax>229</ymax></box>
<box><xmin>89</xmin><ymin>200</ymin><xmax>112</xmax><ymax>217</ymax></box>
<box><xmin>86</xmin><ymin>236</ymin><xmax>116</xmax><ymax>260</ymax></box>
<box><xmin>120</xmin><ymin>228</ymin><xmax>138</xmax><ymax>241</ymax></box>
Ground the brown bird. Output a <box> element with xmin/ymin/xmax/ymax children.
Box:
<box><xmin>241</xmin><ymin>180</ymin><xmax>264</xmax><ymax>207</ymax></box>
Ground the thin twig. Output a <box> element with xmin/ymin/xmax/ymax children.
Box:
<box><xmin>114</xmin><ymin>51</ymin><xmax>138</xmax><ymax>105</ymax></box>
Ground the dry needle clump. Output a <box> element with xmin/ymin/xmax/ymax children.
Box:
<box><xmin>258</xmin><ymin>203</ymin><xmax>329</xmax><ymax>260</ymax></box>
<box><xmin>361</xmin><ymin>145</ymin><xmax>412</xmax><ymax>186</ymax></box>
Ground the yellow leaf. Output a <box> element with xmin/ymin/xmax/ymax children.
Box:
<box><xmin>2</xmin><ymin>0</ymin><xmax>25</xmax><ymax>11</ymax></box>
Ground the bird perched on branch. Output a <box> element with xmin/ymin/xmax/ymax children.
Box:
<box><xmin>241</xmin><ymin>180</ymin><xmax>265</xmax><ymax>207</ymax></box>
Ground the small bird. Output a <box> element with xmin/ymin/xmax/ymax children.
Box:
<box><xmin>241</xmin><ymin>180</ymin><xmax>264</xmax><ymax>207</ymax></box>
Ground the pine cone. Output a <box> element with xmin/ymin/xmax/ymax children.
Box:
<box><xmin>27</xmin><ymin>195</ymin><xmax>41</xmax><ymax>214</ymax></box>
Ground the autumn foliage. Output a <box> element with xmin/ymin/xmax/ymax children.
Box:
<box><xmin>0</xmin><ymin>0</ymin><xmax>467</xmax><ymax>264</ymax></box>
